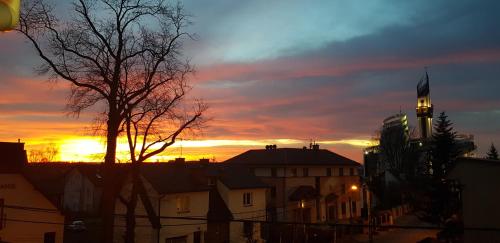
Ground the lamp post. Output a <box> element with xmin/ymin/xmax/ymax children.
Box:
<box><xmin>349</xmin><ymin>185</ymin><xmax>359</xmax><ymax>236</ymax></box>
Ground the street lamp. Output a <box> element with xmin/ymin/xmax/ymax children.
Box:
<box><xmin>347</xmin><ymin>184</ymin><xmax>359</xmax><ymax>236</ymax></box>
<box><xmin>0</xmin><ymin>0</ymin><xmax>20</xmax><ymax>31</ymax></box>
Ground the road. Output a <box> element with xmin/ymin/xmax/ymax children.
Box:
<box><xmin>352</xmin><ymin>213</ymin><xmax>439</xmax><ymax>243</ymax></box>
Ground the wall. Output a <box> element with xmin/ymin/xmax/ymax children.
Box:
<box><xmin>0</xmin><ymin>173</ymin><xmax>64</xmax><ymax>243</ymax></box>
<box><xmin>115</xmin><ymin>177</ymin><xmax>209</xmax><ymax>243</ymax></box>
<box><xmin>253</xmin><ymin>165</ymin><xmax>361</xmax><ymax>223</ymax></box>
<box><xmin>447</xmin><ymin>161</ymin><xmax>500</xmax><ymax>242</ymax></box>
<box><xmin>217</xmin><ymin>182</ymin><xmax>266</xmax><ymax>243</ymax></box>
<box><xmin>63</xmin><ymin>169</ymin><xmax>99</xmax><ymax>214</ymax></box>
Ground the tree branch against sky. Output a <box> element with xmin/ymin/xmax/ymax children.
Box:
<box><xmin>16</xmin><ymin>0</ymin><xmax>202</xmax><ymax>241</ymax></box>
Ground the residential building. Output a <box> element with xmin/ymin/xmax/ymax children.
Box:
<box><xmin>114</xmin><ymin>162</ymin><xmax>268</xmax><ymax>243</ymax></box>
<box><xmin>0</xmin><ymin>142</ymin><xmax>65</xmax><ymax>243</ymax></box>
<box><xmin>224</xmin><ymin>145</ymin><xmax>363</xmax><ymax>224</ymax></box>
<box><xmin>446</xmin><ymin>157</ymin><xmax>500</xmax><ymax>242</ymax></box>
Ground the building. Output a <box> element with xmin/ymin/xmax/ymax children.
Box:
<box><xmin>446</xmin><ymin>157</ymin><xmax>500</xmax><ymax>242</ymax></box>
<box><xmin>416</xmin><ymin>71</ymin><xmax>433</xmax><ymax>139</ymax></box>
<box><xmin>114</xmin><ymin>162</ymin><xmax>268</xmax><ymax>243</ymax></box>
<box><xmin>0</xmin><ymin>142</ymin><xmax>65</xmax><ymax>243</ymax></box>
<box><xmin>224</xmin><ymin>145</ymin><xmax>363</xmax><ymax>224</ymax></box>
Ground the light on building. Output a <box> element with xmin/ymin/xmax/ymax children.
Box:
<box><xmin>350</xmin><ymin>185</ymin><xmax>358</xmax><ymax>191</ymax></box>
<box><xmin>300</xmin><ymin>200</ymin><xmax>306</xmax><ymax>208</ymax></box>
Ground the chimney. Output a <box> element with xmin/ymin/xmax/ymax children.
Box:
<box><xmin>265</xmin><ymin>145</ymin><xmax>277</xmax><ymax>150</ymax></box>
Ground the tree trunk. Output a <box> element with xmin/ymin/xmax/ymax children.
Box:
<box><xmin>102</xmin><ymin>110</ymin><xmax>120</xmax><ymax>243</ymax></box>
<box><xmin>125</xmin><ymin>167</ymin><xmax>139</xmax><ymax>243</ymax></box>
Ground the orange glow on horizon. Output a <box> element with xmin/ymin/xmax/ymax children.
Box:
<box><xmin>19</xmin><ymin>136</ymin><xmax>372</xmax><ymax>163</ymax></box>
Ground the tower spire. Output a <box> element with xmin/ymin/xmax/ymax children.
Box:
<box><xmin>416</xmin><ymin>68</ymin><xmax>434</xmax><ymax>139</ymax></box>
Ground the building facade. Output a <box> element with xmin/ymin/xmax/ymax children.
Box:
<box><xmin>224</xmin><ymin>146</ymin><xmax>363</xmax><ymax>224</ymax></box>
<box><xmin>0</xmin><ymin>142</ymin><xmax>65</xmax><ymax>243</ymax></box>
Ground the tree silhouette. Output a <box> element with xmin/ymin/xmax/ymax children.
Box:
<box><xmin>17</xmin><ymin>0</ymin><xmax>204</xmax><ymax>241</ymax></box>
<box><xmin>431</xmin><ymin>111</ymin><xmax>457</xmax><ymax>179</ymax></box>
<box><xmin>486</xmin><ymin>143</ymin><xmax>499</xmax><ymax>160</ymax></box>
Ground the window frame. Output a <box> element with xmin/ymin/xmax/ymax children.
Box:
<box><xmin>243</xmin><ymin>192</ymin><xmax>253</xmax><ymax>207</ymax></box>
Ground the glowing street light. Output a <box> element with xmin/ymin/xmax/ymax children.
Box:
<box><xmin>0</xmin><ymin>0</ymin><xmax>20</xmax><ymax>32</ymax></box>
<box><xmin>351</xmin><ymin>185</ymin><xmax>358</xmax><ymax>191</ymax></box>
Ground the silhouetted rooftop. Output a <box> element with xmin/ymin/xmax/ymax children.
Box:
<box><xmin>224</xmin><ymin>148</ymin><xmax>360</xmax><ymax>166</ymax></box>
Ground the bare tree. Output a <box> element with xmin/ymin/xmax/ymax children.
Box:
<box><xmin>17</xmin><ymin>0</ymin><xmax>201</xmax><ymax>241</ymax></box>
<box><xmin>28</xmin><ymin>143</ymin><xmax>59</xmax><ymax>162</ymax></box>
<box><xmin>120</xmin><ymin>79</ymin><xmax>206</xmax><ymax>242</ymax></box>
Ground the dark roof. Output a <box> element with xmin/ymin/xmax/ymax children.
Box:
<box><xmin>140</xmin><ymin>163</ymin><xmax>269</xmax><ymax>194</ymax></box>
<box><xmin>21</xmin><ymin>164</ymin><xmax>71</xmax><ymax>209</ymax></box>
<box><xmin>289</xmin><ymin>185</ymin><xmax>319</xmax><ymax>201</ymax></box>
<box><xmin>140</xmin><ymin>164</ymin><xmax>211</xmax><ymax>194</ymax></box>
<box><xmin>0</xmin><ymin>142</ymin><xmax>28</xmax><ymax>172</ymax></box>
<box><xmin>207</xmin><ymin>187</ymin><xmax>233</xmax><ymax>221</ymax></box>
<box><xmin>206</xmin><ymin>165</ymin><xmax>269</xmax><ymax>190</ymax></box>
<box><xmin>224</xmin><ymin>148</ymin><xmax>360</xmax><ymax>166</ymax></box>
<box><xmin>447</xmin><ymin>157</ymin><xmax>500</xmax><ymax>178</ymax></box>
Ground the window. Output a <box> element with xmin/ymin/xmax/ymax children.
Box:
<box><xmin>351</xmin><ymin>201</ymin><xmax>357</xmax><ymax>216</ymax></box>
<box><xmin>303</xmin><ymin>168</ymin><xmax>309</xmax><ymax>177</ymax></box>
<box><xmin>339</xmin><ymin>168</ymin><xmax>344</xmax><ymax>176</ymax></box>
<box><xmin>350</xmin><ymin>167</ymin><xmax>355</xmax><ymax>176</ymax></box>
<box><xmin>271</xmin><ymin>168</ymin><xmax>277</xmax><ymax>177</ymax></box>
<box><xmin>270</xmin><ymin>187</ymin><xmax>277</xmax><ymax>198</ymax></box>
<box><xmin>326</xmin><ymin>168</ymin><xmax>332</xmax><ymax>177</ymax></box>
<box><xmin>291</xmin><ymin>168</ymin><xmax>297</xmax><ymax>177</ymax></box>
<box><xmin>243</xmin><ymin>192</ymin><xmax>253</xmax><ymax>206</ymax></box>
<box><xmin>176</xmin><ymin>196</ymin><xmax>190</xmax><ymax>213</ymax></box>
<box><xmin>341</xmin><ymin>184</ymin><xmax>346</xmax><ymax>194</ymax></box>
<box><xmin>341</xmin><ymin>202</ymin><xmax>347</xmax><ymax>216</ymax></box>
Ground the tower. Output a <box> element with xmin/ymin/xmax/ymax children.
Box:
<box><xmin>416</xmin><ymin>71</ymin><xmax>433</xmax><ymax>139</ymax></box>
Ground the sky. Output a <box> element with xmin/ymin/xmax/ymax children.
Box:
<box><xmin>0</xmin><ymin>0</ymin><xmax>499</xmax><ymax>162</ymax></box>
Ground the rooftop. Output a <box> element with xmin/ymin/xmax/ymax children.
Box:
<box><xmin>224</xmin><ymin>147</ymin><xmax>360</xmax><ymax>166</ymax></box>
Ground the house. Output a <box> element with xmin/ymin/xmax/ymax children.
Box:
<box><xmin>62</xmin><ymin>165</ymin><xmax>103</xmax><ymax>215</ymax></box>
<box><xmin>446</xmin><ymin>157</ymin><xmax>500</xmax><ymax>242</ymax></box>
<box><xmin>114</xmin><ymin>162</ymin><xmax>268</xmax><ymax>243</ymax></box>
<box><xmin>0</xmin><ymin>142</ymin><xmax>65</xmax><ymax>243</ymax></box>
<box><xmin>223</xmin><ymin>145</ymin><xmax>363</xmax><ymax>224</ymax></box>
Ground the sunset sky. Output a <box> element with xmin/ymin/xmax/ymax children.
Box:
<box><xmin>0</xmin><ymin>0</ymin><xmax>499</xmax><ymax>162</ymax></box>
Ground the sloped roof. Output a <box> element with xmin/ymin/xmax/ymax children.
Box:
<box><xmin>140</xmin><ymin>163</ymin><xmax>269</xmax><ymax>194</ymax></box>
<box><xmin>217</xmin><ymin>166</ymin><xmax>269</xmax><ymax>189</ymax></box>
<box><xmin>207</xmin><ymin>187</ymin><xmax>233</xmax><ymax>221</ymax></box>
<box><xmin>140</xmin><ymin>164</ymin><xmax>211</xmax><ymax>194</ymax></box>
<box><xmin>224</xmin><ymin>148</ymin><xmax>360</xmax><ymax>166</ymax></box>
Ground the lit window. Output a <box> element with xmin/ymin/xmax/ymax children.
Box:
<box><xmin>176</xmin><ymin>196</ymin><xmax>190</xmax><ymax>213</ymax></box>
<box><xmin>243</xmin><ymin>192</ymin><xmax>253</xmax><ymax>206</ymax></box>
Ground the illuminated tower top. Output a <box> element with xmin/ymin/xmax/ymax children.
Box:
<box><xmin>416</xmin><ymin>71</ymin><xmax>433</xmax><ymax>139</ymax></box>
